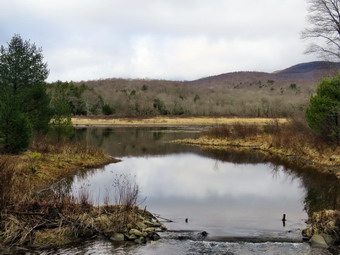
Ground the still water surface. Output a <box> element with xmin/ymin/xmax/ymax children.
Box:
<box><xmin>48</xmin><ymin>127</ymin><xmax>337</xmax><ymax>254</ymax></box>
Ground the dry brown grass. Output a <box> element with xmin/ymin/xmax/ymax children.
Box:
<box><xmin>27</xmin><ymin>139</ymin><xmax>117</xmax><ymax>191</ymax></box>
<box><xmin>0</xmin><ymin>139</ymin><xmax>116</xmax><ymax>213</ymax></box>
<box><xmin>72</xmin><ymin>116</ymin><xmax>287</xmax><ymax>127</ymax></box>
<box><xmin>0</xmin><ymin>157</ymin><xmax>16</xmax><ymax>210</ymax></box>
<box><xmin>0</xmin><ymin>140</ymin><xmax>129</xmax><ymax>248</ymax></box>
<box><xmin>0</xmin><ymin>164</ymin><xmax>145</xmax><ymax>248</ymax></box>
<box><xmin>176</xmin><ymin>119</ymin><xmax>340</xmax><ymax>174</ymax></box>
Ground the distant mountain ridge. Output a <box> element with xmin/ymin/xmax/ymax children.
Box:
<box><xmin>273</xmin><ymin>61</ymin><xmax>340</xmax><ymax>75</ymax></box>
<box><xmin>189</xmin><ymin>61</ymin><xmax>340</xmax><ymax>87</ymax></box>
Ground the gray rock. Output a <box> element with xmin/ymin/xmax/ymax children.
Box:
<box><xmin>310</xmin><ymin>234</ymin><xmax>328</xmax><ymax>248</ymax></box>
<box><xmin>302</xmin><ymin>227</ymin><xmax>313</xmax><ymax>238</ymax></box>
<box><xmin>144</xmin><ymin>227</ymin><xmax>155</xmax><ymax>233</ymax></box>
<box><xmin>160</xmin><ymin>224</ymin><xmax>167</xmax><ymax>231</ymax></box>
<box><xmin>138</xmin><ymin>215</ymin><xmax>145</xmax><ymax>221</ymax></box>
<box><xmin>134</xmin><ymin>236</ymin><xmax>145</xmax><ymax>244</ymax></box>
<box><xmin>320</xmin><ymin>233</ymin><xmax>334</xmax><ymax>245</ymax></box>
<box><xmin>124</xmin><ymin>234</ymin><xmax>137</xmax><ymax>240</ymax></box>
<box><xmin>136</xmin><ymin>221</ymin><xmax>147</xmax><ymax>230</ymax></box>
<box><xmin>153</xmin><ymin>233</ymin><xmax>160</xmax><ymax>240</ymax></box>
<box><xmin>129</xmin><ymin>228</ymin><xmax>147</xmax><ymax>237</ymax></box>
<box><xmin>144</xmin><ymin>220</ymin><xmax>161</xmax><ymax>227</ymax></box>
<box><xmin>110</xmin><ymin>233</ymin><xmax>125</xmax><ymax>242</ymax></box>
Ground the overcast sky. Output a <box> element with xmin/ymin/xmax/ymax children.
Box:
<box><xmin>0</xmin><ymin>0</ymin><xmax>317</xmax><ymax>82</ymax></box>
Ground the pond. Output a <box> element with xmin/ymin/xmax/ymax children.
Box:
<box><xmin>44</xmin><ymin>127</ymin><xmax>338</xmax><ymax>255</ymax></box>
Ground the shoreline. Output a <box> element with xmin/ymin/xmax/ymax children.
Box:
<box><xmin>172</xmin><ymin>136</ymin><xmax>340</xmax><ymax>250</ymax></box>
<box><xmin>0</xmin><ymin>143</ymin><xmax>165</xmax><ymax>252</ymax></box>
<box><xmin>26</xmin><ymin>144</ymin><xmax>119</xmax><ymax>191</ymax></box>
<box><xmin>172</xmin><ymin>137</ymin><xmax>340</xmax><ymax>178</ymax></box>
<box><xmin>0</xmin><ymin>142</ymin><xmax>143</xmax><ymax>251</ymax></box>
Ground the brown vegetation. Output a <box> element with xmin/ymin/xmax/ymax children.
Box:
<box><xmin>0</xmin><ymin>140</ymin><xmax>125</xmax><ymax>250</ymax></box>
<box><xmin>75</xmin><ymin>61</ymin><xmax>339</xmax><ymax>118</ymax></box>
<box><xmin>175</xmin><ymin>119</ymin><xmax>340</xmax><ymax>175</ymax></box>
<box><xmin>302</xmin><ymin>210</ymin><xmax>340</xmax><ymax>249</ymax></box>
<box><xmin>0</xmin><ymin>194</ymin><xmax>162</xmax><ymax>249</ymax></box>
<box><xmin>0</xmin><ymin>139</ymin><xmax>115</xmax><ymax>213</ymax></box>
<box><xmin>29</xmin><ymin>138</ymin><xmax>117</xmax><ymax>191</ymax></box>
<box><xmin>72</xmin><ymin>116</ymin><xmax>287</xmax><ymax>127</ymax></box>
<box><xmin>80</xmin><ymin>77</ymin><xmax>312</xmax><ymax>117</ymax></box>
<box><xmin>173</xmin><ymin>117</ymin><xmax>340</xmax><ymax>247</ymax></box>
<box><xmin>0</xmin><ymin>139</ymin><xmax>164</xmax><ymax>251</ymax></box>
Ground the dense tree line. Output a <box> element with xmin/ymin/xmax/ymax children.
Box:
<box><xmin>78</xmin><ymin>78</ymin><xmax>313</xmax><ymax>118</ymax></box>
<box><xmin>48</xmin><ymin>81</ymin><xmax>104</xmax><ymax>116</ymax></box>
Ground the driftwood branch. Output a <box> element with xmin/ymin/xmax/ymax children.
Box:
<box><xmin>6</xmin><ymin>211</ymin><xmax>45</xmax><ymax>216</ymax></box>
<box><xmin>154</xmin><ymin>214</ymin><xmax>173</xmax><ymax>222</ymax></box>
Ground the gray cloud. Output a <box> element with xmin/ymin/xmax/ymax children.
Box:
<box><xmin>0</xmin><ymin>0</ymin><xmax>316</xmax><ymax>81</ymax></box>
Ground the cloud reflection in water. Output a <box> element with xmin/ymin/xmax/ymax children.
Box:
<box><xmin>72</xmin><ymin>153</ymin><xmax>306</xmax><ymax>237</ymax></box>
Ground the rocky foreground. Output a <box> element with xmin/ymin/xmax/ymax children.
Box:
<box><xmin>303</xmin><ymin>210</ymin><xmax>340</xmax><ymax>250</ymax></box>
<box><xmin>0</xmin><ymin>204</ymin><xmax>166</xmax><ymax>253</ymax></box>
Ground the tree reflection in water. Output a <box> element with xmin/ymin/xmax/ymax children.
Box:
<box><xmin>70</xmin><ymin>127</ymin><xmax>338</xmax><ymax>219</ymax></box>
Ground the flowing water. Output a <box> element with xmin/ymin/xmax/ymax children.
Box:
<box><xmin>41</xmin><ymin>127</ymin><xmax>338</xmax><ymax>255</ymax></box>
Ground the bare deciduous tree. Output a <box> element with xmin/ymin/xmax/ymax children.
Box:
<box><xmin>302</xmin><ymin>0</ymin><xmax>340</xmax><ymax>60</ymax></box>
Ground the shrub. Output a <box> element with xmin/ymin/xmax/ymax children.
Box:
<box><xmin>203</xmin><ymin>123</ymin><xmax>260</xmax><ymax>139</ymax></box>
<box><xmin>153</xmin><ymin>98</ymin><xmax>168</xmax><ymax>115</ymax></box>
<box><xmin>0</xmin><ymin>107</ymin><xmax>32</xmax><ymax>154</ymax></box>
<box><xmin>306</xmin><ymin>76</ymin><xmax>340</xmax><ymax>142</ymax></box>
<box><xmin>290</xmin><ymin>83</ymin><xmax>297</xmax><ymax>90</ymax></box>
<box><xmin>102</xmin><ymin>104</ymin><xmax>114</xmax><ymax>115</ymax></box>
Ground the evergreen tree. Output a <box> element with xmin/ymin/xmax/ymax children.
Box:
<box><xmin>0</xmin><ymin>34</ymin><xmax>51</xmax><ymax>134</ymax></box>
<box><xmin>0</xmin><ymin>34</ymin><xmax>50</xmax><ymax>153</ymax></box>
<box><xmin>306</xmin><ymin>76</ymin><xmax>340</xmax><ymax>142</ymax></box>
<box><xmin>24</xmin><ymin>83</ymin><xmax>52</xmax><ymax>133</ymax></box>
<box><xmin>0</xmin><ymin>92</ymin><xmax>31</xmax><ymax>153</ymax></box>
<box><xmin>0</xmin><ymin>34</ymin><xmax>48</xmax><ymax>92</ymax></box>
<box><xmin>49</xmin><ymin>81</ymin><xmax>74</xmax><ymax>142</ymax></box>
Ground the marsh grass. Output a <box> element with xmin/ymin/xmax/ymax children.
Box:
<box><xmin>202</xmin><ymin>118</ymin><xmax>339</xmax><ymax>166</ymax></box>
<box><xmin>0</xmin><ymin>157</ymin><xmax>15</xmax><ymax>210</ymax></box>
<box><xmin>203</xmin><ymin>123</ymin><xmax>261</xmax><ymax>139</ymax></box>
<box><xmin>0</xmin><ymin>139</ymin><xmax>124</xmax><ymax>247</ymax></box>
<box><xmin>0</xmin><ymin>151</ymin><xmax>142</xmax><ymax>247</ymax></box>
<box><xmin>30</xmin><ymin>134</ymin><xmax>104</xmax><ymax>157</ymax></box>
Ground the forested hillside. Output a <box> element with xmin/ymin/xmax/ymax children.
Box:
<box><xmin>50</xmin><ymin>61</ymin><xmax>340</xmax><ymax>118</ymax></box>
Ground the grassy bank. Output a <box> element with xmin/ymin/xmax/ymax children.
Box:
<box><xmin>1</xmin><ymin>140</ymin><xmax>117</xmax><ymax>194</ymax></box>
<box><xmin>0</xmin><ymin>140</ymin><xmax>165</xmax><ymax>251</ymax></box>
<box><xmin>72</xmin><ymin>116</ymin><xmax>287</xmax><ymax>127</ymax></box>
<box><xmin>173</xmin><ymin>120</ymin><xmax>340</xmax><ymax>177</ymax></box>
